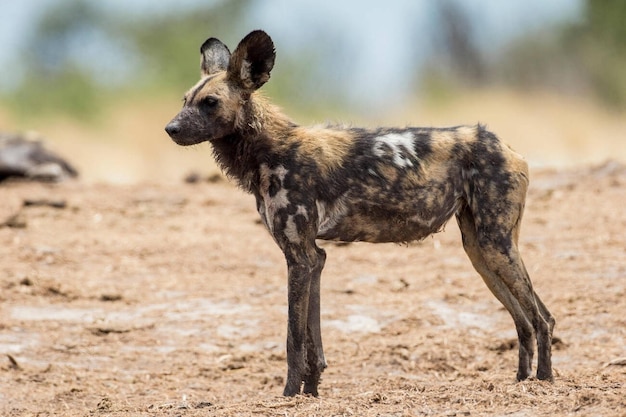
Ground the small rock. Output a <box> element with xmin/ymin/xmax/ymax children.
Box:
<box><xmin>1</xmin><ymin>213</ymin><xmax>27</xmax><ymax>228</ymax></box>
<box><xmin>100</xmin><ymin>293</ymin><xmax>123</xmax><ymax>302</ymax></box>
<box><xmin>184</xmin><ymin>171</ymin><xmax>202</xmax><ymax>183</ymax></box>
<box><xmin>96</xmin><ymin>397</ymin><xmax>113</xmax><ymax>412</ymax></box>
<box><xmin>604</xmin><ymin>357</ymin><xmax>626</xmax><ymax>367</ymax></box>
<box><xmin>7</xmin><ymin>354</ymin><xmax>20</xmax><ymax>370</ymax></box>
<box><xmin>207</xmin><ymin>173</ymin><xmax>223</xmax><ymax>183</ymax></box>
<box><xmin>23</xmin><ymin>199</ymin><xmax>67</xmax><ymax>209</ymax></box>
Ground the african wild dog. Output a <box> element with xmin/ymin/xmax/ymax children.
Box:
<box><xmin>165</xmin><ymin>30</ymin><xmax>555</xmax><ymax>397</ymax></box>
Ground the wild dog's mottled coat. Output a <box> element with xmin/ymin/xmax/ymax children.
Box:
<box><xmin>166</xmin><ymin>30</ymin><xmax>555</xmax><ymax>397</ymax></box>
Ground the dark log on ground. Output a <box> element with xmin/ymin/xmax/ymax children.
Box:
<box><xmin>0</xmin><ymin>132</ymin><xmax>78</xmax><ymax>182</ymax></box>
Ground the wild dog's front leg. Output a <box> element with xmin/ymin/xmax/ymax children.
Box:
<box><xmin>282</xmin><ymin>244</ymin><xmax>326</xmax><ymax>397</ymax></box>
<box><xmin>303</xmin><ymin>247</ymin><xmax>327</xmax><ymax>397</ymax></box>
<box><xmin>283</xmin><ymin>260</ymin><xmax>311</xmax><ymax>396</ymax></box>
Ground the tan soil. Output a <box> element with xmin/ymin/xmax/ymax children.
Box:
<box><xmin>0</xmin><ymin>161</ymin><xmax>625</xmax><ymax>416</ymax></box>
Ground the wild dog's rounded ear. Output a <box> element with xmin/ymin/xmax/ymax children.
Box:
<box><xmin>200</xmin><ymin>38</ymin><xmax>231</xmax><ymax>76</ymax></box>
<box><xmin>227</xmin><ymin>30</ymin><xmax>275</xmax><ymax>91</ymax></box>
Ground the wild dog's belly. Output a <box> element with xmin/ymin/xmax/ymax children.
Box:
<box><xmin>317</xmin><ymin>212</ymin><xmax>448</xmax><ymax>243</ymax></box>
<box><xmin>316</xmin><ymin>191</ymin><xmax>462</xmax><ymax>243</ymax></box>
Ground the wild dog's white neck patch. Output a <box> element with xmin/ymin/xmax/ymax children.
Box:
<box><xmin>283</xmin><ymin>205</ymin><xmax>310</xmax><ymax>244</ymax></box>
<box><xmin>259</xmin><ymin>164</ymin><xmax>291</xmax><ymax>234</ymax></box>
<box><xmin>372</xmin><ymin>132</ymin><xmax>416</xmax><ymax>168</ymax></box>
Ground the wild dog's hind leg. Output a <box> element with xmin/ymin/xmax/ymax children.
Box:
<box><xmin>456</xmin><ymin>205</ymin><xmax>535</xmax><ymax>380</ymax></box>
<box><xmin>458</xmin><ymin>169</ymin><xmax>554</xmax><ymax>381</ymax></box>
<box><xmin>509</xmin><ymin>250</ymin><xmax>555</xmax><ymax>380</ymax></box>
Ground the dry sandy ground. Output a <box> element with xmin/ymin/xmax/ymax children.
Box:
<box><xmin>0</xmin><ymin>161</ymin><xmax>624</xmax><ymax>416</ymax></box>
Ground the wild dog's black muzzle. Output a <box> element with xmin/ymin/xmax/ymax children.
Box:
<box><xmin>164</xmin><ymin>122</ymin><xmax>181</xmax><ymax>138</ymax></box>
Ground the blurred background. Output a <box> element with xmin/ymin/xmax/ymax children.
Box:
<box><xmin>1</xmin><ymin>0</ymin><xmax>625</xmax><ymax>183</ymax></box>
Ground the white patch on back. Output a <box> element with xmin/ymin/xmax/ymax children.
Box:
<box><xmin>372</xmin><ymin>132</ymin><xmax>416</xmax><ymax>168</ymax></box>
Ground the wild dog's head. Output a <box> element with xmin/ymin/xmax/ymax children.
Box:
<box><xmin>165</xmin><ymin>30</ymin><xmax>275</xmax><ymax>146</ymax></box>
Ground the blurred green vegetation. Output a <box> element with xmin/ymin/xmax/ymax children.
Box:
<box><xmin>574</xmin><ymin>0</ymin><xmax>626</xmax><ymax>107</ymax></box>
<box><xmin>3</xmin><ymin>0</ymin><xmax>626</xmax><ymax>122</ymax></box>
<box><xmin>1</xmin><ymin>0</ymin><xmax>351</xmax><ymax>123</ymax></box>
<box><xmin>424</xmin><ymin>0</ymin><xmax>626</xmax><ymax>110</ymax></box>
<box><xmin>3</xmin><ymin>0</ymin><xmax>253</xmax><ymax>121</ymax></box>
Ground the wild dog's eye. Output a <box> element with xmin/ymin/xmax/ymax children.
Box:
<box><xmin>200</xmin><ymin>96</ymin><xmax>219</xmax><ymax>109</ymax></box>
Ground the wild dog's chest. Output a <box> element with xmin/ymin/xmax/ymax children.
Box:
<box><xmin>255</xmin><ymin>164</ymin><xmax>314</xmax><ymax>245</ymax></box>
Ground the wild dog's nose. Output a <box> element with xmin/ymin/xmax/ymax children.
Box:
<box><xmin>165</xmin><ymin>122</ymin><xmax>181</xmax><ymax>137</ymax></box>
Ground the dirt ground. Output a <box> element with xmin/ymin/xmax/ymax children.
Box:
<box><xmin>0</xmin><ymin>161</ymin><xmax>624</xmax><ymax>416</ymax></box>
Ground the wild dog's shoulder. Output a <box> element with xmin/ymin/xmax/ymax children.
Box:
<box><xmin>281</xmin><ymin>125</ymin><xmax>355</xmax><ymax>175</ymax></box>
